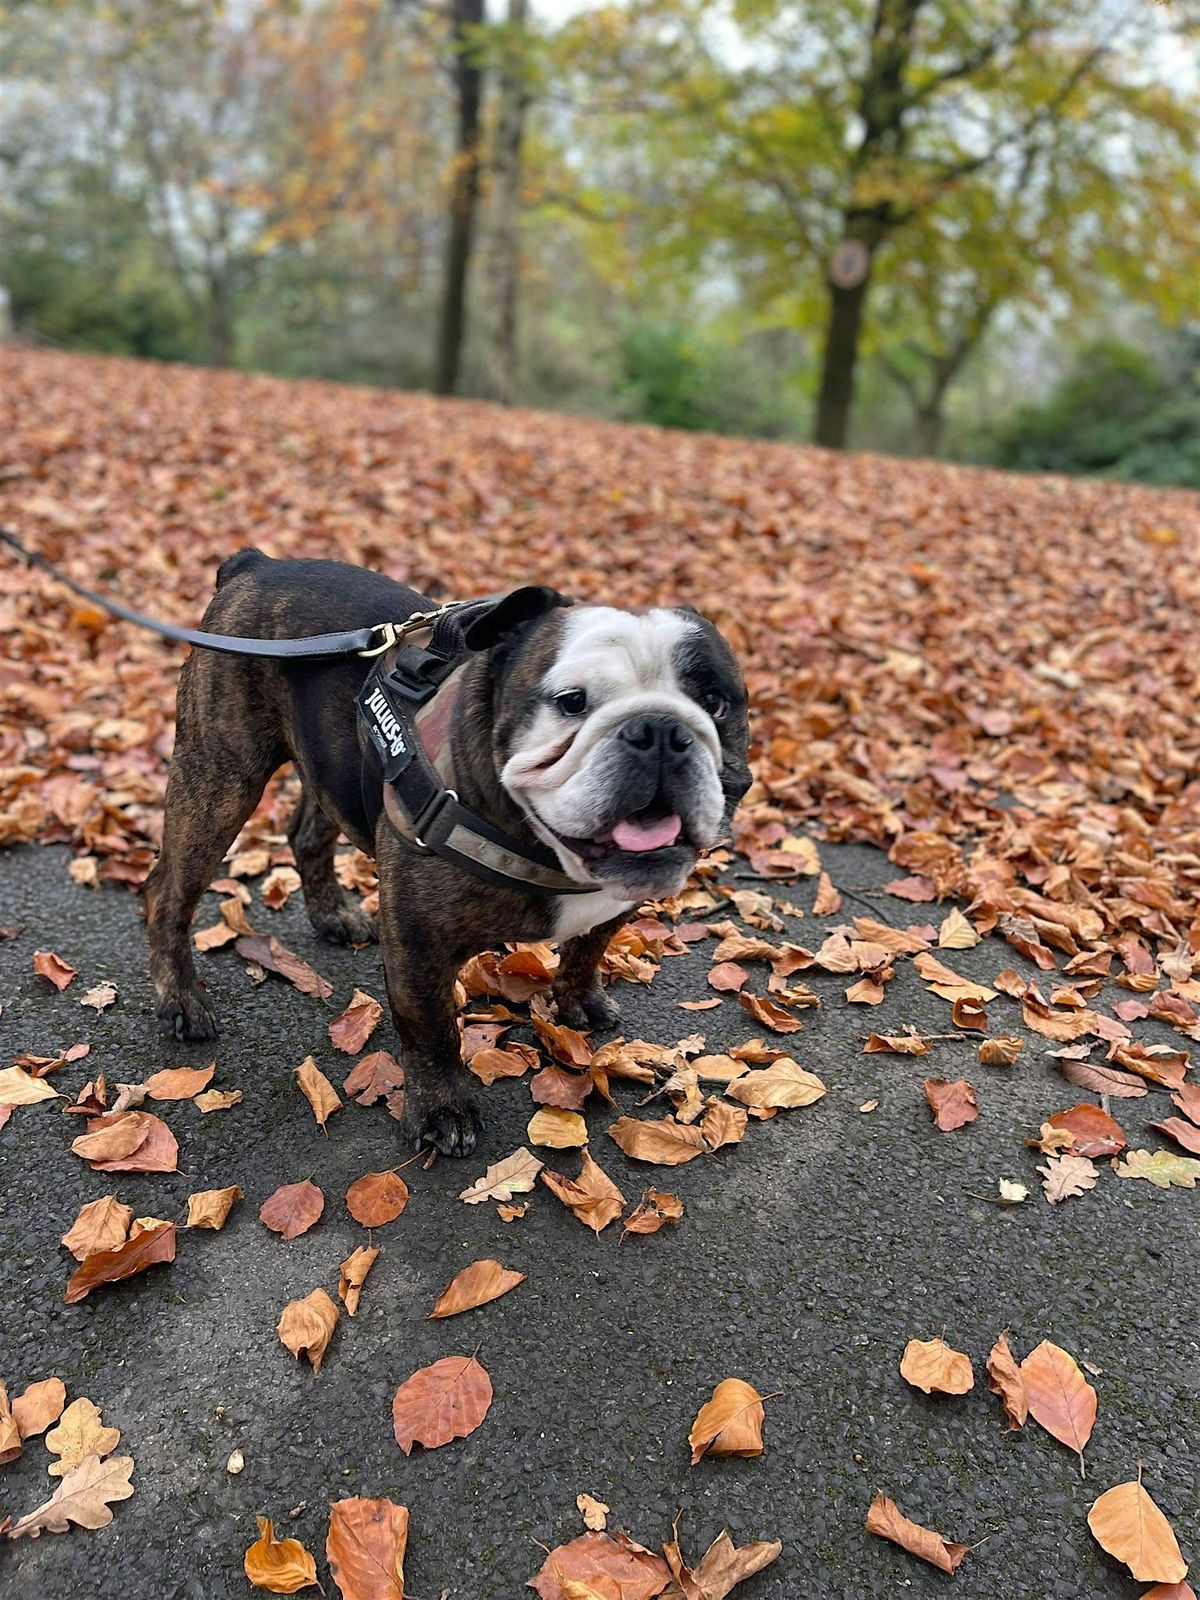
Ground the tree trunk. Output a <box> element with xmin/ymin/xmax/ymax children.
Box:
<box><xmin>813</xmin><ymin>265</ymin><xmax>872</xmax><ymax>449</ymax></box>
<box><xmin>913</xmin><ymin>403</ymin><xmax>943</xmax><ymax>456</ymax></box>
<box><xmin>206</xmin><ymin>275</ymin><xmax>235</xmax><ymax>367</ymax></box>
<box><xmin>488</xmin><ymin>0</ymin><xmax>529</xmax><ymax>404</ymax></box>
<box><xmin>435</xmin><ymin>0</ymin><xmax>486</xmax><ymax>396</ymax></box>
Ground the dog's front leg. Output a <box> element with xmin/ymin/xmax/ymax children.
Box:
<box><xmin>551</xmin><ymin>914</ymin><xmax>627</xmax><ymax>1031</ymax></box>
<box><xmin>376</xmin><ymin>843</ymin><xmax>481</xmax><ymax>1157</ymax></box>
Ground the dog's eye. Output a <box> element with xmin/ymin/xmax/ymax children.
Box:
<box><xmin>554</xmin><ymin>688</ymin><xmax>588</xmax><ymax>716</ymax></box>
<box><xmin>700</xmin><ymin>688</ymin><xmax>728</xmax><ymax>721</ymax></box>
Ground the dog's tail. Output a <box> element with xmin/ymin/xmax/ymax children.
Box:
<box><xmin>216</xmin><ymin>546</ymin><xmax>265</xmax><ymax>588</ymax></box>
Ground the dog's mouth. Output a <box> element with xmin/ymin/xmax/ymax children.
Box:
<box><xmin>552</xmin><ymin>806</ymin><xmax>687</xmax><ymax>865</ymax></box>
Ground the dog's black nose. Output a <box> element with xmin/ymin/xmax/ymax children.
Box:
<box><xmin>618</xmin><ymin>715</ymin><xmax>694</xmax><ymax>754</ymax></box>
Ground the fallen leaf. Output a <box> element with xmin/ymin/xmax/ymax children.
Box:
<box><xmin>688</xmin><ymin>1377</ymin><xmax>766</xmax><ymax>1464</ymax></box>
<box><xmin>196</xmin><ymin>1088</ymin><xmax>244</xmax><ymax>1112</ymax></box>
<box><xmin>326</xmin><ymin>1496</ymin><xmax>408</xmax><ymax>1600</ymax></box>
<box><xmin>1171</xmin><ymin>1083</ymin><xmax>1200</xmax><ymax>1126</ymax></box>
<box><xmin>63</xmin><ymin>1220</ymin><xmax>176</xmax><ymax>1304</ymax></box>
<box><xmin>0</xmin><ymin>1383</ymin><xmax>19</xmax><ymax>1466</ymax></box>
<box><xmin>978</xmin><ymin>1036</ymin><xmax>1022</xmax><ymax>1066</ymax></box>
<box><xmin>329</xmin><ymin>989</ymin><xmax>383</xmax><ymax>1053</ymax></box>
<box><xmin>338</xmin><ymin>1245</ymin><xmax>380</xmax><ymax>1316</ymax></box>
<box><xmin>260</xmin><ymin>1180</ymin><xmax>325</xmax><ymax>1239</ymax></box>
<box><xmin>923</xmin><ymin>1078</ymin><xmax>978</xmax><ymax>1131</ymax></box>
<box><xmin>1150</xmin><ymin>1117</ymin><xmax>1200</xmax><ymax>1155</ymax></box>
<box><xmin>997</xmin><ymin>1179</ymin><xmax>1028</xmax><ymax>1205</ymax></box>
<box><xmin>899</xmin><ymin>1337</ymin><xmax>974</xmax><ymax>1396</ymax></box>
<box><xmin>1047</xmin><ymin>1103</ymin><xmax>1127</xmax><ymax>1158</ymax></box>
<box><xmin>344</xmin><ymin>1050</ymin><xmax>406</xmax><ymax>1105</ymax></box>
<box><xmin>235</xmin><ymin>935</ymin><xmax>332</xmax><ymax>1000</ymax></box>
<box><xmin>11</xmin><ymin>1377</ymin><xmax>66</xmax><ymax>1440</ymax></box>
<box><xmin>261</xmin><ymin>865</ymin><xmax>301</xmax><ymax>909</ymax></box>
<box><xmin>725</xmin><ymin>1059</ymin><xmax>826</xmax><ymax>1109</ymax></box>
<box><xmin>76</xmin><ymin>1110</ymin><xmax>179</xmax><ymax>1173</ymax></box>
<box><xmin>528</xmin><ymin>1107</ymin><xmax>589</xmax><ymax>1148</ymax></box>
<box><xmin>938</xmin><ymin>908</ymin><xmax>980</xmax><ymax>949</ymax></box>
<box><xmin>33</xmin><ymin>950</ymin><xmax>76</xmax><ymax>990</ymax></box>
<box><xmin>864</xmin><ymin>1033</ymin><xmax>932</xmax><ymax>1056</ymax></box>
<box><xmin>245</xmin><ymin>1515</ymin><xmax>319</xmax><ymax>1592</ymax></box>
<box><xmin>45</xmin><ymin>1396</ymin><xmax>121</xmax><ymax>1476</ymax></box>
<box><xmin>664</xmin><ymin>1526</ymin><xmax>782</xmax><ymax>1599</ymax></box>
<box><xmin>532</xmin><ymin>1010</ymin><xmax>594</xmax><ymax>1067</ymax></box>
<box><xmin>865</xmin><ymin>1493</ymin><xmax>968</xmax><ymax>1575</ymax></box>
<box><xmin>459</xmin><ymin>1146</ymin><xmax>544</xmax><ymax>1204</ymax></box>
<box><xmin>529</xmin><ymin>1531</ymin><xmax>671</xmax><ymax>1600</ymax></box>
<box><xmin>1087</xmin><ymin>1478</ymin><xmax>1188</xmax><ymax>1584</ymax></box>
<box><xmin>186</xmin><ymin>1186</ymin><xmax>244</xmax><ymax>1231</ymax></box>
<box><xmin>142</xmin><ymin>1063</ymin><xmax>215</xmax><ymax>1100</ymax></box>
<box><xmin>577</xmin><ymin>1495</ymin><xmax>609</xmax><ymax>1532</ymax></box>
<box><xmin>278</xmin><ymin>1288</ymin><xmax>339</xmax><ymax>1372</ymax></box>
<box><xmin>1038</xmin><ymin>1153</ymin><xmax>1099</xmax><ymax>1203</ymax></box>
<box><xmin>541</xmin><ymin>1150</ymin><xmax>626</xmax><ymax>1233</ymax></box>
<box><xmin>1113</xmin><ymin>1149</ymin><xmax>1200</xmax><ymax>1189</ymax></box>
<box><xmin>497</xmin><ymin>1201</ymin><xmax>529</xmax><ymax>1222</ymax></box>
<box><xmin>986</xmin><ymin>1333</ymin><xmax>1028</xmax><ymax>1429</ymax></box>
<box><xmin>81</xmin><ymin>981</ymin><xmax>118</xmax><ymax>1011</ymax></box>
<box><xmin>430</xmin><ymin>1258</ymin><xmax>525</xmax><ymax>1318</ymax></box>
<box><xmin>691</xmin><ymin>1054</ymin><xmax>750</xmax><ymax>1082</ymax></box>
<box><xmin>700</xmin><ymin>1098</ymin><xmax>747</xmax><ymax>1151</ymax></box>
<box><xmin>621</xmin><ymin>1189</ymin><xmax>684</xmax><ymax>1238</ymax></box>
<box><xmin>0</xmin><ymin>1067</ymin><xmax>60</xmax><ymax>1106</ymax></box>
<box><xmin>812</xmin><ymin>872</ymin><xmax>841</xmax><ymax>915</ymax></box>
<box><xmin>708</xmin><ymin>962</ymin><xmax>749</xmax><ymax>993</ymax></box>
<box><xmin>736</xmin><ymin>992</ymin><xmax>803</xmax><ymax>1034</ymax></box>
<box><xmin>295</xmin><ymin>1056</ymin><xmax>342</xmax><ymax>1128</ymax></box>
<box><xmin>1020</xmin><ymin>1340</ymin><xmax>1097</xmax><ymax>1470</ymax></box>
<box><xmin>346</xmin><ymin>1170</ymin><xmax>409</xmax><ymax>1227</ymax></box>
<box><xmin>391</xmin><ymin>1354</ymin><xmax>492</xmax><ymax>1454</ymax></box>
<box><xmin>61</xmin><ymin>1195</ymin><xmax>133</xmax><ymax>1261</ymax></box>
<box><xmin>6</xmin><ymin>1453</ymin><xmax>135</xmax><ymax>1539</ymax></box>
<box><xmin>608</xmin><ymin>1115</ymin><xmax>706</xmax><ymax>1166</ymax></box>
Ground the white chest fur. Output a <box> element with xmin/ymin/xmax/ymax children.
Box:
<box><xmin>553</xmin><ymin>885</ymin><xmax>637</xmax><ymax>943</ymax></box>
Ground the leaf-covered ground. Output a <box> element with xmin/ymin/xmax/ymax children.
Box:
<box><xmin>1</xmin><ymin>350</ymin><xmax>1198</xmax><ymax>1597</ymax></box>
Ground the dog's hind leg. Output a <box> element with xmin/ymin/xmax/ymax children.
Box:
<box><xmin>144</xmin><ymin>732</ymin><xmax>281</xmax><ymax>1043</ymax></box>
<box><xmin>286</xmin><ymin>787</ymin><xmax>377</xmax><ymax>946</ymax></box>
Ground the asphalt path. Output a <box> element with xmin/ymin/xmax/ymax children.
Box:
<box><xmin>0</xmin><ymin>840</ymin><xmax>1196</xmax><ymax>1599</ymax></box>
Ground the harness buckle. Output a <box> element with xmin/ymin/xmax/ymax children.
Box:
<box><xmin>412</xmin><ymin>788</ymin><xmax>458</xmax><ymax>850</ymax></box>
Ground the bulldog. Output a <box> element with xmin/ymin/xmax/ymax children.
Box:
<box><xmin>144</xmin><ymin>550</ymin><xmax>751</xmax><ymax>1155</ymax></box>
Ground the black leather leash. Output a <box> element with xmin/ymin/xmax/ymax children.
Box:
<box><xmin>0</xmin><ymin>524</ymin><xmax>416</xmax><ymax>658</ymax></box>
<box><xmin>2</xmin><ymin>524</ymin><xmax>590</xmax><ymax>897</ymax></box>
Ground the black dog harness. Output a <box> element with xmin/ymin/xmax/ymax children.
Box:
<box><xmin>356</xmin><ymin>605</ymin><xmax>592</xmax><ymax>896</ymax></box>
<box><xmin>1</xmin><ymin>524</ymin><xmax>590</xmax><ymax>898</ymax></box>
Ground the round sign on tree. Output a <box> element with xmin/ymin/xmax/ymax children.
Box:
<box><xmin>829</xmin><ymin>238</ymin><xmax>870</xmax><ymax>289</ymax></box>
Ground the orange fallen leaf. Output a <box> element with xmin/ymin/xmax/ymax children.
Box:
<box><xmin>45</xmin><ymin>1396</ymin><xmax>120</xmax><ymax>1476</ymax></box>
<box><xmin>61</xmin><ymin>1195</ymin><xmax>133</xmax><ymax>1261</ymax></box>
<box><xmin>708</xmin><ymin>961</ymin><xmax>749</xmax><ymax>992</ymax></box>
<box><xmin>338</xmin><ymin>1245</ymin><xmax>380</xmax><ymax>1316</ymax></box>
<box><xmin>529</xmin><ymin>1531</ymin><xmax>671</xmax><ymax>1600</ymax></box>
<box><xmin>143</xmin><ymin>1063</ymin><xmax>215</xmax><ymax>1101</ymax></box>
<box><xmin>530</xmin><ymin>1064</ymin><xmax>592</xmax><ymax>1110</ymax></box>
<box><xmin>329</xmin><ymin>988</ymin><xmax>383</xmax><ymax>1053</ymax></box>
<box><xmin>6</xmin><ymin>1452</ymin><xmax>135</xmax><ymax>1539</ymax></box>
<box><xmin>986</xmin><ymin>1333</ymin><xmax>1028</xmax><ymax>1430</ymax></box>
<box><xmin>541</xmin><ymin>1151</ymin><xmax>626</xmax><ymax>1233</ymax></box>
<box><xmin>607</xmin><ymin>1115</ymin><xmax>706</xmax><ymax>1166</ymax></box>
<box><xmin>33</xmin><ymin>949</ymin><xmax>76</xmax><ymax>990</ymax></box>
<box><xmin>1087</xmin><ymin>1476</ymin><xmax>1188</xmax><ymax>1584</ymax></box>
<box><xmin>736</xmin><ymin>992</ymin><xmax>803</xmax><ymax>1033</ymax></box>
<box><xmin>469</xmin><ymin>1043</ymin><xmax>539</xmax><ymax>1084</ymax></box>
<box><xmin>196</xmin><ymin>1088</ymin><xmax>244</xmax><ymax>1113</ymax></box>
<box><xmin>186</xmin><ymin>1185</ymin><xmax>244</xmax><ymax>1231</ymax></box>
<box><xmin>245</xmin><ymin>1515</ymin><xmax>319</xmax><ymax>1592</ymax></box>
<box><xmin>278</xmin><ymin>1288</ymin><xmax>339</xmax><ymax>1371</ymax></box>
<box><xmin>528</xmin><ymin>1107</ymin><xmax>589</xmax><ymax>1148</ymax></box>
<box><xmin>294</xmin><ymin>1056</ymin><xmax>342</xmax><ymax>1128</ymax></box>
<box><xmin>865</xmin><ymin>1493</ymin><xmax>969</xmax><ymax>1574</ymax></box>
<box><xmin>1038</xmin><ymin>1152</ymin><xmax>1099</xmax><ymax>1203</ymax></box>
<box><xmin>391</xmin><ymin>1354</ymin><xmax>492</xmax><ymax>1454</ymax></box>
<box><xmin>864</xmin><ymin>1032</ymin><xmax>932</xmax><ymax>1056</ymax></box>
<box><xmin>234</xmin><ymin>935</ymin><xmax>332</xmax><ymax>1000</ymax></box>
<box><xmin>1047</xmin><ymin>1103</ymin><xmax>1127</xmax><ymax>1158</ymax></box>
<box><xmin>923</xmin><ymin>1077</ymin><xmax>978</xmax><ymax>1131</ymax></box>
<box><xmin>700</xmin><ymin>1097</ymin><xmax>747</xmax><ymax>1151</ymax></box>
<box><xmin>78</xmin><ymin>1110</ymin><xmax>179</xmax><ymax>1173</ymax></box>
<box><xmin>64</xmin><ymin>1221</ymin><xmax>176</xmax><ymax>1304</ymax></box>
<box><xmin>688</xmin><ymin>1377</ymin><xmax>766</xmax><ymax>1464</ymax></box>
<box><xmin>576</xmin><ymin>1494</ymin><xmax>609</xmax><ymax>1532</ymax></box>
<box><xmin>11</xmin><ymin>1376</ymin><xmax>66</xmax><ymax>1441</ymax></box>
<box><xmin>346</xmin><ymin>1170</ymin><xmax>409</xmax><ymax>1227</ymax></box>
<box><xmin>326</xmin><ymin>1495</ymin><xmax>408</xmax><ymax>1600</ymax></box>
<box><xmin>899</xmin><ymin>1337</ymin><xmax>974</xmax><ymax>1396</ymax></box>
<box><xmin>1020</xmin><ymin>1339</ymin><xmax>1097</xmax><ymax>1473</ymax></box>
<box><xmin>430</xmin><ymin>1258</ymin><xmax>525</xmax><ymax>1318</ymax></box>
<box><xmin>259</xmin><ymin>1179</ymin><xmax>325</xmax><ymax>1240</ymax></box>
<box><xmin>726</xmin><ymin>1059</ymin><xmax>826</xmax><ymax>1110</ymax></box>
<box><xmin>0</xmin><ymin>1383</ymin><xmax>20</xmax><ymax>1465</ymax></box>
<box><xmin>621</xmin><ymin>1189</ymin><xmax>683</xmax><ymax>1239</ymax></box>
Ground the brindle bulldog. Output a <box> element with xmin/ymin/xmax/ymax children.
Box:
<box><xmin>143</xmin><ymin>550</ymin><xmax>751</xmax><ymax>1155</ymax></box>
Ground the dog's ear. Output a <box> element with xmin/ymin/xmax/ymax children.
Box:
<box><xmin>463</xmin><ymin>585</ymin><xmax>572</xmax><ymax>651</ymax></box>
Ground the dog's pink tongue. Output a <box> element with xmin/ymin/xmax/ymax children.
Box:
<box><xmin>611</xmin><ymin>813</ymin><xmax>682</xmax><ymax>852</ymax></box>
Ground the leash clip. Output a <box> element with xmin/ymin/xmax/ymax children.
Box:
<box><xmin>357</xmin><ymin>621</ymin><xmax>400</xmax><ymax>658</ymax></box>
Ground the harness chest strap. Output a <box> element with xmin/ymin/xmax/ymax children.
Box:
<box><xmin>359</xmin><ymin>647</ymin><xmax>593</xmax><ymax>897</ymax></box>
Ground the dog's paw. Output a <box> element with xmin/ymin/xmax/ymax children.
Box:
<box><xmin>555</xmin><ymin>987</ymin><xmax>621</xmax><ymax>1032</ymax></box>
<box><xmin>412</xmin><ymin>1098</ymin><xmax>483</xmax><ymax>1158</ymax></box>
<box><xmin>157</xmin><ymin>984</ymin><xmax>219</xmax><ymax>1043</ymax></box>
<box><xmin>310</xmin><ymin>897</ymin><xmax>378</xmax><ymax>947</ymax></box>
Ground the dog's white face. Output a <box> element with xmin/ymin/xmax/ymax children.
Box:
<box><xmin>496</xmin><ymin>603</ymin><xmax>750</xmax><ymax>899</ymax></box>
